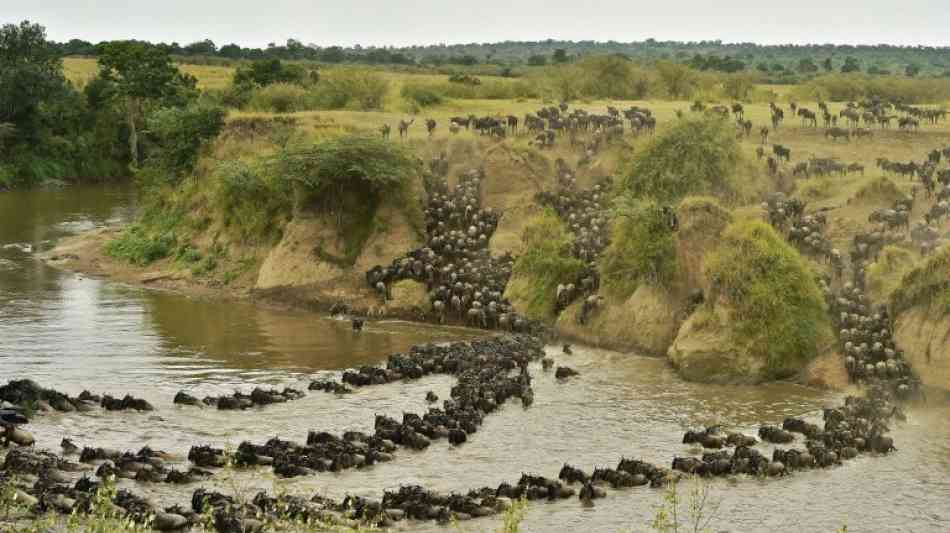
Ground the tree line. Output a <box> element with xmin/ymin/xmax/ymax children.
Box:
<box><xmin>51</xmin><ymin>35</ymin><xmax>950</xmax><ymax>78</ymax></box>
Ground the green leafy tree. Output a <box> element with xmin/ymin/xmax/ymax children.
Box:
<box><xmin>905</xmin><ymin>63</ymin><xmax>921</xmax><ymax>77</ymax></box>
<box><xmin>552</xmin><ymin>48</ymin><xmax>569</xmax><ymax>64</ymax></box>
<box><xmin>655</xmin><ymin>60</ymin><xmax>697</xmax><ymax>99</ymax></box>
<box><xmin>96</xmin><ymin>40</ymin><xmax>191</xmax><ymax>165</ymax></box>
<box><xmin>0</xmin><ymin>21</ymin><xmax>65</xmax><ymax>142</ymax></box>
<box><xmin>797</xmin><ymin>57</ymin><xmax>819</xmax><ymax>73</ymax></box>
<box><xmin>822</xmin><ymin>57</ymin><xmax>834</xmax><ymax>71</ymax></box>
<box><xmin>841</xmin><ymin>56</ymin><xmax>861</xmax><ymax>73</ymax></box>
<box><xmin>527</xmin><ymin>54</ymin><xmax>548</xmax><ymax>66</ymax></box>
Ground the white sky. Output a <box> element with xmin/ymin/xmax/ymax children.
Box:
<box><xmin>5</xmin><ymin>0</ymin><xmax>948</xmax><ymax>48</ymax></box>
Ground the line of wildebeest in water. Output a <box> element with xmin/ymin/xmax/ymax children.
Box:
<box><xmin>0</xmin><ymin>101</ymin><xmax>942</xmax><ymax>531</ymax></box>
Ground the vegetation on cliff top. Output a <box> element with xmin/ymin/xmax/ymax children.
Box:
<box><xmin>891</xmin><ymin>246</ymin><xmax>950</xmax><ymax>317</ymax></box>
<box><xmin>703</xmin><ymin>219</ymin><xmax>830</xmax><ymax>378</ymax></box>
<box><xmin>507</xmin><ymin>209</ymin><xmax>587</xmax><ymax>321</ymax></box>
<box><xmin>620</xmin><ymin>116</ymin><xmax>749</xmax><ymax>204</ymax></box>
<box><xmin>598</xmin><ymin>198</ymin><xmax>677</xmax><ymax>299</ymax></box>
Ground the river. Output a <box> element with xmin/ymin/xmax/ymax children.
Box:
<box><xmin>1</xmin><ymin>183</ymin><xmax>948</xmax><ymax>532</ymax></box>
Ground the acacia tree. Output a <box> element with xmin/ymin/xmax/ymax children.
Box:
<box><xmin>655</xmin><ymin>61</ymin><xmax>697</xmax><ymax>99</ymax></box>
<box><xmin>95</xmin><ymin>40</ymin><xmax>189</xmax><ymax>165</ymax></box>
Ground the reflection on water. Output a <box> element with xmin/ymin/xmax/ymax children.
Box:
<box><xmin>1</xmin><ymin>184</ymin><xmax>949</xmax><ymax>532</ymax></box>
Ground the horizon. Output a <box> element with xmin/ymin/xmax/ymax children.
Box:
<box><xmin>5</xmin><ymin>0</ymin><xmax>950</xmax><ymax>50</ymax></box>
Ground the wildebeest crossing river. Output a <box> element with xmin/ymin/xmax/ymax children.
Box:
<box><xmin>1</xmin><ymin>184</ymin><xmax>948</xmax><ymax>531</ymax></box>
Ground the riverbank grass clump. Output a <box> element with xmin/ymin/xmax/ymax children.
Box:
<box><xmin>701</xmin><ymin>219</ymin><xmax>831</xmax><ymax>379</ymax></box>
<box><xmin>598</xmin><ymin>198</ymin><xmax>677</xmax><ymax>299</ymax></box>
<box><xmin>506</xmin><ymin>209</ymin><xmax>587</xmax><ymax>321</ymax></box>
<box><xmin>891</xmin><ymin>245</ymin><xmax>950</xmax><ymax>317</ymax></box>
<box><xmin>620</xmin><ymin>116</ymin><xmax>749</xmax><ymax>204</ymax></box>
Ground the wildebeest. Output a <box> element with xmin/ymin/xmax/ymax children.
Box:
<box><xmin>425</xmin><ymin>118</ymin><xmax>437</xmax><ymax>136</ymax></box>
<box><xmin>773</xmin><ymin>144</ymin><xmax>791</xmax><ymax>162</ymax></box>
<box><xmin>825</xmin><ymin>127</ymin><xmax>850</xmax><ymax>142</ymax></box>
<box><xmin>398</xmin><ymin>119</ymin><xmax>414</xmax><ymax>139</ymax></box>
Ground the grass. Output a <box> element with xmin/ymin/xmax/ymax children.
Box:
<box><xmin>704</xmin><ymin>219</ymin><xmax>832</xmax><ymax>379</ymax></box>
<box><xmin>506</xmin><ymin>209</ymin><xmax>587</xmax><ymax>321</ymax></box>
<box><xmin>599</xmin><ymin>197</ymin><xmax>678</xmax><ymax>298</ymax></box>
<box><xmin>865</xmin><ymin>245</ymin><xmax>918</xmax><ymax>303</ymax></box>
<box><xmin>891</xmin><ymin>245</ymin><xmax>950</xmax><ymax>316</ymax></box>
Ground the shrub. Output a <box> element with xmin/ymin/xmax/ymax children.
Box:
<box><xmin>212</xmin><ymin>160</ymin><xmax>291</xmax><ymax>242</ymax></box>
<box><xmin>270</xmin><ymin>134</ymin><xmax>421</xmax><ymax>265</ymax></box>
<box><xmin>599</xmin><ymin>198</ymin><xmax>677</xmax><ymax>298</ymax></box>
<box><xmin>307</xmin><ymin>68</ymin><xmax>389</xmax><ymax>110</ymax></box>
<box><xmin>866</xmin><ymin>245</ymin><xmax>917</xmax><ymax>303</ymax></box>
<box><xmin>401</xmin><ymin>83</ymin><xmax>444</xmax><ymax>107</ymax></box>
<box><xmin>507</xmin><ymin>209</ymin><xmax>587</xmax><ymax>320</ymax></box>
<box><xmin>621</xmin><ymin>115</ymin><xmax>742</xmax><ymax>204</ymax></box>
<box><xmin>105</xmin><ymin>225</ymin><xmax>175</xmax><ymax>265</ymax></box>
<box><xmin>233</xmin><ymin>59</ymin><xmax>312</xmax><ymax>87</ymax></box>
<box><xmin>853</xmin><ymin>176</ymin><xmax>907</xmax><ymax>205</ymax></box>
<box><xmin>142</xmin><ymin>104</ymin><xmax>225</xmax><ymax>182</ymax></box>
<box><xmin>891</xmin><ymin>245</ymin><xmax>950</xmax><ymax>316</ymax></box>
<box><xmin>704</xmin><ymin>219</ymin><xmax>830</xmax><ymax>378</ymax></box>
<box><xmin>248</xmin><ymin>82</ymin><xmax>307</xmax><ymax>113</ymax></box>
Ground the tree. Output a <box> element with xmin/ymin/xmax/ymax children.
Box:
<box><xmin>822</xmin><ymin>57</ymin><xmax>833</xmax><ymax>71</ymax></box>
<box><xmin>905</xmin><ymin>63</ymin><xmax>921</xmax><ymax>77</ymax></box>
<box><xmin>655</xmin><ymin>60</ymin><xmax>696</xmax><ymax>99</ymax></box>
<box><xmin>183</xmin><ymin>39</ymin><xmax>216</xmax><ymax>56</ymax></box>
<box><xmin>0</xmin><ymin>21</ymin><xmax>65</xmax><ymax>142</ymax></box>
<box><xmin>319</xmin><ymin>46</ymin><xmax>345</xmax><ymax>63</ymax></box>
<box><xmin>527</xmin><ymin>54</ymin><xmax>548</xmax><ymax>66</ymax></box>
<box><xmin>797</xmin><ymin>57</ymin><xmax>819</xmax><ymax>74</ymax></box>
<box><xmin>218</xmin><ymin>43</ymin><xmax>243</xmax><ymax>59</ymax></box>
<box><xmin>841</xmin><ymin>56</ymin><xmax>861</xmax><ymax>73</ymax></box>
<box><xmin>756</xmin><ymin>62</ymin><xmax>770</xmax><ymax>73</ymax></box>
<box><xmin>552</xmin><ymin>48</ymin><xmax>568</xmax><ymax>64</ymax></box>
<box><xmin>96</xmin><ymin>40</ymin><xmax>189</xmax><ymax>165</ymax></box>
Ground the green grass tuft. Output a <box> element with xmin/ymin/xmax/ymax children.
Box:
<box><xmin>599</xmin><ymin>197</ymin><xmax>678</xmax><ymax>299</ymax></box>
<box><xmin>891</xmin><ymin>245</ymin><xmax>950</xmax><ymax>317</ymax></box>
<box><xmin>507</xmin><ymin>209</ymin><xmax>587</xmax><ymax>321</ymax></box>
<box><xmin>704</xmin><ymin>219</ymin><xmax>830</xmax><ymax>378</ymax></box>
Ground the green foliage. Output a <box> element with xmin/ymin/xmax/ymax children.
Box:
<box><xmin>271</xmin><ymin>134</ymin><xmax>420</xmax><ymax>265</ymax></box>
<box><xmin>621</xmin><ymin>116</ymin><xmax>741</xmax><ymax>204</ymax></box>
<box><xmin>0</xmin><ymin>20</ymin><xmax>65</xmax><ymax>141</ymax></box>
<box><xmin>105</xmin><ymin>224</ymin><xmax>175</xmax><ymax>266</ymax></box>
<box><xmin>498</xmin><ymin>497</ymin><xmax>529</xmax><ymax>533</ymax></box>
<box><xmin>233</xmin><ymin>58</ymin><xmax>312</xmax><ymax>87</ymax></box>
<box><xmin>400</xmin><ymin>82</ymin><xmax>444</xmax><ymax>107</ymax></box>
<box><xmin>853</xmin><ymin>176</ymin><xmax>907</xmax><ymax>205</ymax></box>
<box><xmin>142</xmin><ymin>104</ymin><xmax>225</xmax><ymax>181</ymax></box>
<box><xmin>798</xmin><ymin>73</ymin><xmax>950</xmax><ymax>103</ymax></box>
<box><xmin>704</xmin><ymin>220</ymin><xmax>830</xmax><ymax>378</ymax></box>
<box><xmin>508</xmin><ymin>209</ymin><xmax>587</xmax><ymax>320</ymax></box>
<box><xmin>599</xmin><ymin>198</ymin><xmax>677</xmax><ymax>298</ymax></box>
<box><xmin>655</xmin><ymin>60</ymin><xmax>698</xmax><ymax>99</ymax></box>
<box><xmin>891</xmin><ymin>246</ymin><xmax>950</xmax><ymax>316</ymax></box>
<box><xmin>248</xmin><ymin>82</ymin><xmax>308</xmax><ymax>113</ymax></box>
<box><xmin>211</xmin><ymin>160</ymin><xmax>292</xmax><ymax>242</ymax></box>
<box><xmin>573</xmin><ymin>55</ymin><xmax>654</xmax><ymax>100</ymax></box>
<box><xmin>866</xmin><ymin>245</ymin><xmax>917</xmax><ymax>303</ymax></box>
<box><xmin>96</xmin><ymin>41</ymin><xmax>189</xmax><ymax>101</ymax></box>
<box><xmin>650</xmin><ymin>476</ymin><xmax>720</xmax><ymax>533</ymax></box>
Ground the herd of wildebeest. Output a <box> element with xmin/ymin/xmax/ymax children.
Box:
<box><xmin>0</xmin><ymin>95</ymin><xmax>945</xmax><ymax>531</ymax></box>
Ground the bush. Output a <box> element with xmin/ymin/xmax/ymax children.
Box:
<box><xmin>507</xmin><ymin>209</ymin><xmax>587</xmax><ymax>320</ymax></box>
<box><xmin>704</xmin><ymin>220</ymin><xmax>830</xmax><ymax>378</ymax></box>
<box><xmin>599</xmin><ymin>198</ymin><xmax>677</xmax><ymax>298</ymax></box>
<box><xmin>306</xmin><ymin>68</ymin><xmax>389</xmax><ymax>110</ymax></box>
<box><xmin>271</xmin><ymin>134</ymin><xmax>421</xmax><ymax>264</ymax></box>
<box><xmin>891</xmin><ymin>245</ymin><xmax>950</xmax><ymax>316</ymax></box>
<box><xmin>212</xmin><ymin>160</ymin><xmax>291</xmax><ymax>242</ymax></box>
<box><xmin>143</xmin><ymin>104</ymin><xmax>225</xmax><ymax>181</ymax></box>
<box><xmin>233</xmin><ymin>59</ymin><xmax>312</xmax><ymax>87</ymax></box>
<box><xmin>401</xmin><ymin>83</ymin><xmax>444</xmax><ymax>107</ymax></box>
<box><xmin>866</xmin><ymin>245</ymin><xmax>917</xmax><ymax>303</ymax></box>
<box><xmin>248</xmin><ymin>82</ymin><xmax>307</xmax><ymax>113</ymax></box>
<box><xmin>621</xmin><ymin>115</ymin><xmax>742</xmax><ymax>204</ymax></box>
<box><xmin>105</xmin><ymin>225</ymin><xmax>175</xmax><ymax>265</ymax></box>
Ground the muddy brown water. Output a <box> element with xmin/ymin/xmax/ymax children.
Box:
<box><xmin>1</xmin><ymin>184</ymin><xmax>948</xmax><ymax>532</ymax></box>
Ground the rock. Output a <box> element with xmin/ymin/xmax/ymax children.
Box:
<box><xmin>6</xmin><ymin>427</ymin><xmax>34</xmax><ymax>446</ymax></box>
<box><xmin>14</xmin><ymin>489</ymin><xmax>38</xmax><ymax>508</ymax></box>
<box><xmin>154</xmin><ymin>512</ymin><xmax>189</xmax><ymax>531</ymax></box>
<box><xmin>555</xmin><ymin>366</ymin><xmax>579</xmax><ymax>379</ymax></box>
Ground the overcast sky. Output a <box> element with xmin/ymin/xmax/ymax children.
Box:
<box><xmin>5</xmin><ymin>1</ymin><xmax>948</xmax><ymax>48</ymax></box>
